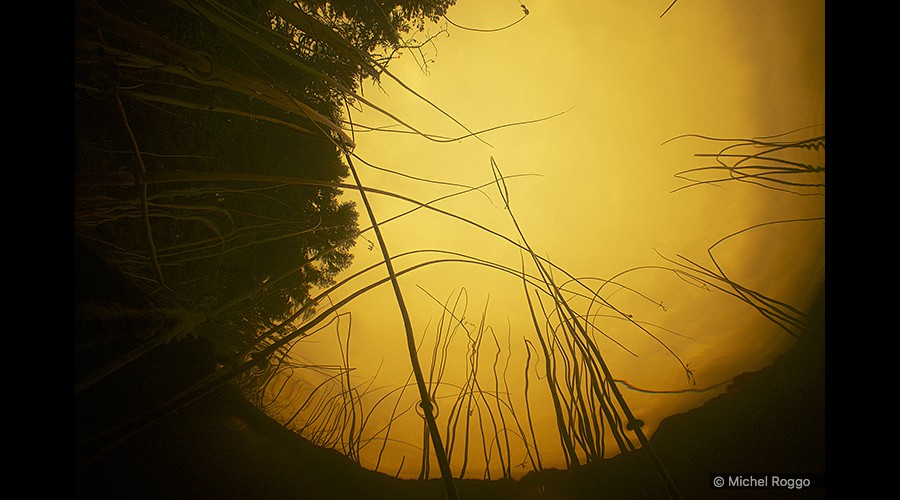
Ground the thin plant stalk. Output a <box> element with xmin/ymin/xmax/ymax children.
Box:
<box><xmin>343</xmin><ymin>153</ymin><xmax>458</xmax><ymax>500</ymax></box>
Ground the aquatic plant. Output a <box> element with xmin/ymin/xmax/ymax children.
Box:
<box><xmin>75</xmin><ymin>3</ymin><xmax>823</xmax><ymax>500</ymax></box>
<box><xmin>666</xmin><ymin>128</ymin><xmax>825</xmax><ymax>197</ymax></box>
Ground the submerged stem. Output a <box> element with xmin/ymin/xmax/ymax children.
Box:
<box><xmin>343</xmin><ymin>153</ymin><xmax>458</xmax><ymax>500</ymax></box>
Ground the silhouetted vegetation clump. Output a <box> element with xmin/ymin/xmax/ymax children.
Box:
<box><xmin>75</xmin><ymin>0</ymin><xmax>456</xmax><ymax>356</ymax></box>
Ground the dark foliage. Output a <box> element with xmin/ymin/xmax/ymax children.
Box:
<box><xmin>306</xmin><ymin>0</ymin><xmax>456</xmax><ymax>50</ymax></box>
<box><xmin>75</xmin><ymin>5</ymin><xmax>461</xmax><ymax>487</ymax></box>
<box><xmin>75</xmin><ymin>0</ymin><xmax>455</xmax><ymax>357</ymax></box>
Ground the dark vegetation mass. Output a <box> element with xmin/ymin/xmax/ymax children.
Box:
<box><xmin>75</xmin><ymin>0</ymin><xmax>454</xmax><ymax>379</ymax></box>
<box><xmin>75</xmin><ymin>0</ymin><xmax>454</xmax><ymax>485</ymax></box>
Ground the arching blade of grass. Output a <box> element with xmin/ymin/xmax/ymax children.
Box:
<box><xmin>77</xmin><ymin>1</ymin><xmax>354</xmax><ymax>147</ymax></box>
<box><xmin>665</xmin><ymin>130</ymin><xmax>825</xmax><ymax>195</ymax></box>
<box><xmin>493</xmin><ymin>157</ymin><xmax>683</xmax><ymax>498</ymax></box>
<box><xmin>521</xmin><ymin>338</ymin><xmax>542</xmax><ymax>471</ymax></box>
<box><xmin>117</xmin><ymin>88</ymin><xmax>317</xmax><ymax>137</ymax></box>
<box><xmin>654</xmin><ymin>217</ymin><xmax>823</xmax><ymax>338</ymax></box>
<box><xmin>342</xmin><ymin>151</ymin><xmax>458</xmax><ymax>500</ymax></box>
<box><xmin>164</xmin><ymin>0</ymin><xmax>492</xmax><ymax>148</ymax></box>
<box><xmin>522</xmin><ymin>266</ymin><xmax>580</xmax><ymax>468</ymax></box>
<box><xmin>489</xmin><ymin>328</ymin><xmax>513</xmax><ymax>479</ymax></box>
<box><xmin>660</xmin><ymin>0</ymin><xmax>679</xmax><ymax>18</ymax></box>
<box><xmin>112</xmin><ymin>94</ymin><xmax>165</xmax><ymax>289</ymax></box>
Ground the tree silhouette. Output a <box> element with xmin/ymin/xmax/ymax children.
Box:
<box><xmin>75</xmin><ymin>0</ymin><xmax>455</xmax><ymax>357</ymax></box>
<box><xmin>297</xmin><ymin>0</ymin><xmax>457</xmax><ymax>51</ymax></box>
